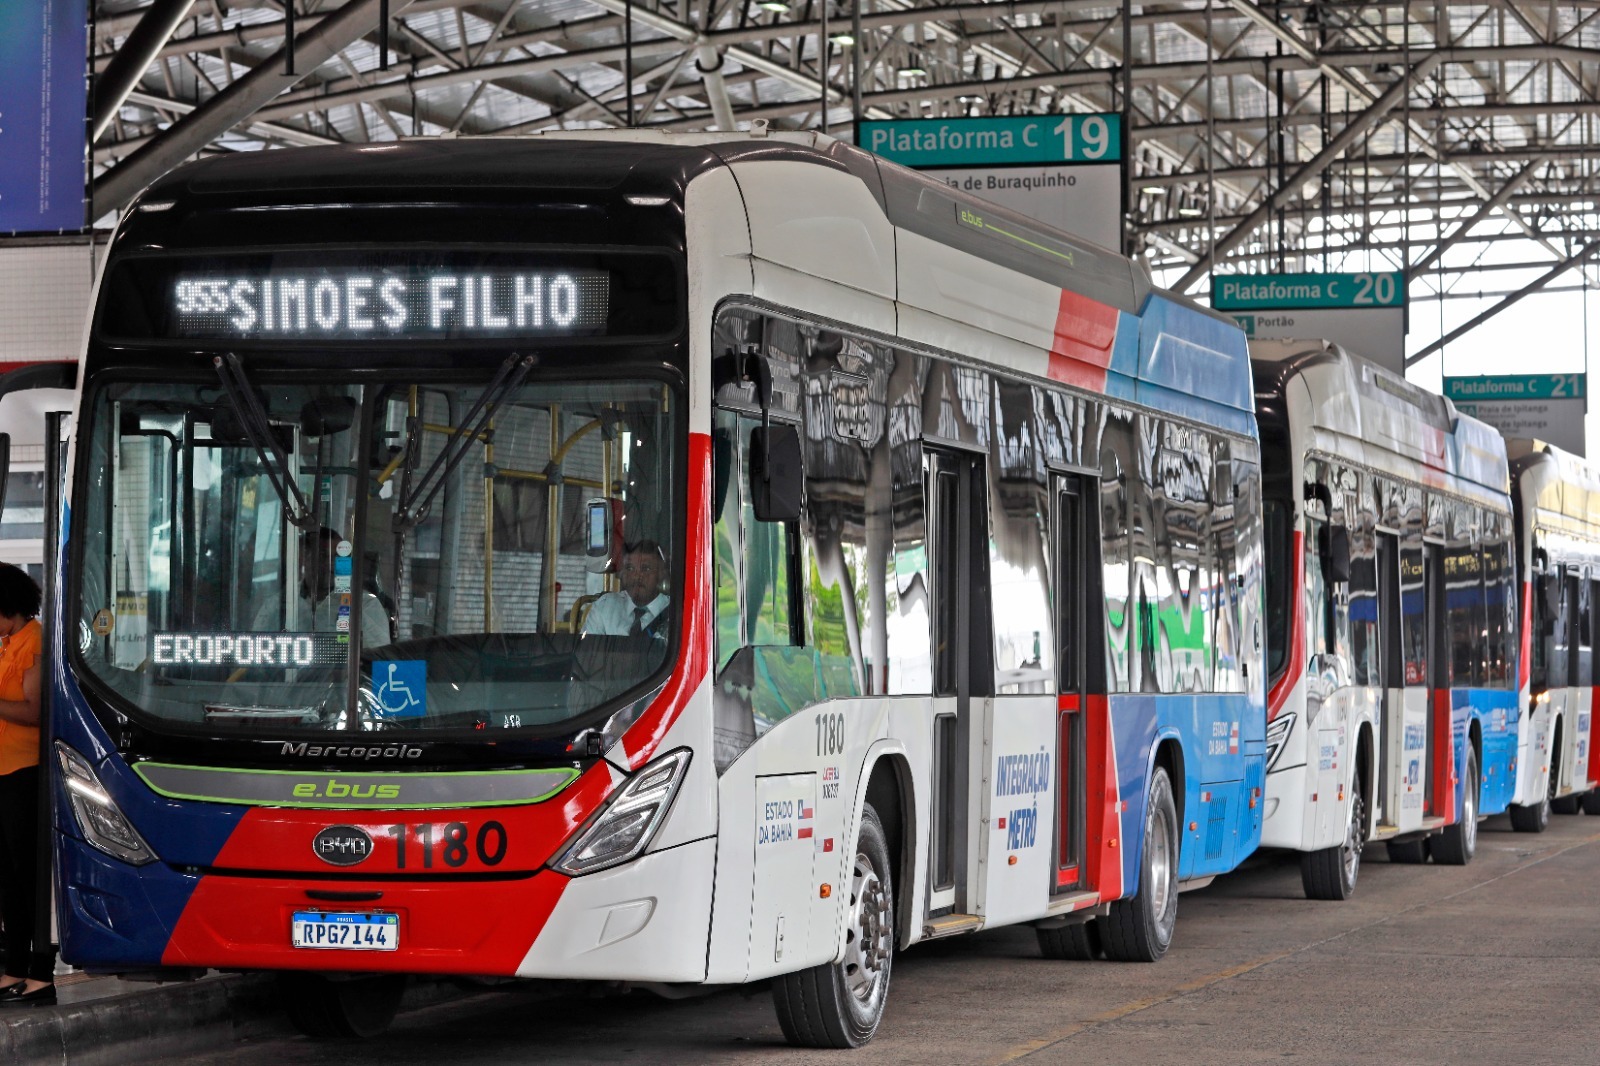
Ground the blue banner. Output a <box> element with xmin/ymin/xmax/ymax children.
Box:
<box><xmin>0</xmin><ymin>0</ymin><xmax>87</xmax><ymax>234</ymax></box>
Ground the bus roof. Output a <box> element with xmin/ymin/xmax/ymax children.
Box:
<box><xmin>124</xmin><ymin>131</ymin><xmax>1253</xmax><ymax>421</ymax></box>
<box><xmin>1250</xmin><ymin>338</ymin><xmax>1507</xmax><ymax>497</ymax></box>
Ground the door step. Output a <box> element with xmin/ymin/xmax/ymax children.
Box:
<box><xmin>1418</xmin><ymin>815</ymin><xmax>1446</xmax><ymax>832</ymax></box>
<box><xmin>1370</xmin><ymin>823</ymin><xmax>1401</xmax><ymax>841</ymax></box>
<box><xmin>1179</xmin><ymin>876</ymin><xmax>1215</xmax><ymax>894</ymax></box>
<box><xmin>922</xmin><ymin>913</ymin><xmax>984</xmax><ymax>940</ymax></box>
<box><xmin>1044</xmin><ymin>891</ymin><xmax>1101</xmax><ymax>916</ymax></box>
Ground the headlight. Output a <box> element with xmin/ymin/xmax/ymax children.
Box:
<box><xmin>56</xmin><ymin>743</ymin><xmax>157</xmax><ymax>866</ymax></box>
<box><xmin>1265</xmin><ymin>712</ymin><xmax>1296</xmax><ymax>774</ymax></box>
<box><xmin>554</xmin><ymin>749</ymin><xmax>691</xmax><ymax>875</ymax></box>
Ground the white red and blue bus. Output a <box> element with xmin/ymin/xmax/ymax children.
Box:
<box><xmin>1506</xmin><ymin>438</ymin><xmax>1600</xmax><ymax>828</ymax></box>
<box><xmin>1254</xmin><ymin>340</ymin><xmax>1516</xmax><ymax>897</ymax></box>
<box><xmin>51</xmin><ymin>130</ymin><xmax>1264</xmax><ymax>1043</ymax></box>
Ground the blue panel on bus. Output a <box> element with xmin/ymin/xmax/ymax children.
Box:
<box><xmin>1131</xmin><ymin>381</ymin><xmax>1258</xmax><ymax>437</ymax></box>
<box><xmin>1109</xmin><ymin>310</ymin><xmax>1142</xmax><ymax>380</ymax></box>
<box><xmin>1135</xmin><ymin>296</ymin><xmax>1253</xmax><ymax>413</ymax></box>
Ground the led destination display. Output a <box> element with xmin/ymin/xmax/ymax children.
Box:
<box><xmin>172</xmin><ymin>269</ymin><xmax>609</xmax><ymax>339</ymax></box>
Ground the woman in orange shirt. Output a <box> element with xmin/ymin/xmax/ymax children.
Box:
<box><xmin>0</xmin><ymin>564</ymin><xmax>53</xmax><ymax>1007</ymax></box>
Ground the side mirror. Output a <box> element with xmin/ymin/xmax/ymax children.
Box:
<box><xmin>1319</xmin><ymin>524</ymin><xmax>1351</xmax><ymax>585</ymax></box>
<box><xmin>0</xmin><ymin>432</ymin><xmax>9</xmax><ymax>520</ymax></box>
<box><xmin>750</xmin><ymin>423</ymin><xmax>803</xmax><ymax>522</ymax></box>
<box><xmin>584</xmin><ymin>497</ymin><xmax>615</xmax><ymax>573</ymax></box>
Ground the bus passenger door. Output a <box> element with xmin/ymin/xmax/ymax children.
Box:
<box><xmin>1426</xmin><ymin>543</ymin><xmax>1450</xmax><ymax>819</ymax></box>
<box><xmin>1052</xmin><ymin>475</ymin><xmax>1090</xmax><ymax>894</ymax></box>
<box><xmin>1377</xmin><ymin>532</ymin><xmax>1423</xmax><ymax>832</ymax></box>
<box><xmin>926</xmin><ymin>448</ymin><xmax>993</xmax><ymax>919</ymax></box>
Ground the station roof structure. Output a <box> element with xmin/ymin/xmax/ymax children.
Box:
<box><xmin>90</xmin><ymin>1</ymin><xmax>1600</xmax><ymax>362</ymax></box>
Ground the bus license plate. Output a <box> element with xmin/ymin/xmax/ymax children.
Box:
<box><xmin>291</xmin><ymin>911</ymin><xmax>399</xmax><ymax>951</ymax></box>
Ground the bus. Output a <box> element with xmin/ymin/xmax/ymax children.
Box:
<box><xmin>1253</xmin><ymin>340</ymin><xmax>1521</xmax><ymax>897</ymax></box>
<box><xmin>1506</xmin><ymin>438</ymin><xmax>1600</xmax><ymax>828</ymax></box>
<box><xmin>50</xmin><ymin>130</ymin><xmax>1265</xmax><ymax>1044</ymax></box>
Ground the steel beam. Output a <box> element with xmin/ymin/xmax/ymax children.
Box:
<box><xmin>1406</xmin><ymin>240</ymin><xmax>1600</xmax><ymax>367</ymax></box>
<box><xmin>1408</xmin><ymin>156</ymin><xmax>1550</xmax><ymax>277</ymax></box>
<box><xmin>93</xmin><ymin>0</ymin><xmax>420</xmax><ymax>216</ymax></box>
<box><xmin>1174</xmin><ymin>56</ymin><xmax>1439</xmax><ymax>293</ymax></box>
<box><xmin>92</xmin><ymin>0</ymin><xmax>197</xmax><ymax>142</ymax></box>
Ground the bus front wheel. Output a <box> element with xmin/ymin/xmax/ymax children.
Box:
<box><xmin>278</xmin><ymin>973</ymin><xmax>407</xmax><ymax>1039</ymax></box>
<box><xmin>773</xmin><ymin>802</ymin><xmax>894</xmax><ymax>1048</ymax></box>
<box><xmin>1101</xmin><ymin>766</ymin><xmax>1178</xmax><ymax>963</ymax></box>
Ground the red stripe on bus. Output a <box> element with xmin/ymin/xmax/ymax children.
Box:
<box><xmin>623</xmin><ymin>432</ymin><xmax>714</xmax><ymax>770</ymax></box>
<box><xmin>1589</xmin><ymin>685</ymin><xmax>1600</xmax><ymax>791</ymax></box>
<box><xmin>1058</xmin><ymin>693</ymin><xmax>1080</xmax><ymax>712</ymax></box>
<box><xmin>1084</xmin><ymin>693</ymin><xmax>1123</xmax><ymax>903</ymax></box>
<box><xmin>1431</xmin><ymin>687</ymin><xmax>1457</xmax><ymax>826</ymax></box>
<box><xmin>161</xmin><ymin>869</ymin><xmax>569</xmax><ymax>975</ymax></box>
<box><xmin>1267</xmin><ymin>530</ymin><xmax>1306</xmax><ymax>722</ymax></box>
<box><xmin>1518</xmin><ymin>580</ymin><xmax>1532</xmax><ymax>693</ymax></box>
<box><xmin>1046</xmin><ymin>290</ymin><xmax>1117</xmax><ymax>391</ymax></box>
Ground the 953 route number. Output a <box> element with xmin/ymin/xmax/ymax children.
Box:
<box><xmin>385</xmin><ymin>820</ymin><xmax>508</xmax><ymax>869</ymax></box>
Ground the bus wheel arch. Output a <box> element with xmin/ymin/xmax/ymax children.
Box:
<box><xmin>1355</xmin><ymin>723</ymin><xmax>1375</xmax><ymax>840</ymax></box>
<box><xmin>862</xmin><ymin>754</ymin><xmax>914</xmax><ymax>943</ymax></box>
<box><xmin>1154</xmin><ymin>735</ymin><xmax>1185</xmax><ymax>834</ymax></box>
<box><xmin>1512</xmin><ymin>714</ymin><xmax>1557</xmax><ymax>831</ymax></box>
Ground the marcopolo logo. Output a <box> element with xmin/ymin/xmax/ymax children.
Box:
<box><xmin>292</xmin><ymin>778</ymin><xmax>402</xmax><ymax>801</ymax></box>
<box><xmin>312</xmin><ymin>825</ymin><xmax>374</xmax><ymax>866</ymax></box>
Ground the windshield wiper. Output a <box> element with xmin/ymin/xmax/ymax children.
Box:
<box><xmin>395</xmin><ymin>351</ymin><xmax>536</xmax><ymax>532</ymax></box>
<box><xmin>213</xmin><ymin>353</ymin><xmax>318</xmax><ymax>530</ymax></box>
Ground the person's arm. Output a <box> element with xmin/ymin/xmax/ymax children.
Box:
<box><xmin>0</xmin><ymin>661</ymin><xmax>41</xmax><ymax>727</ymax></box>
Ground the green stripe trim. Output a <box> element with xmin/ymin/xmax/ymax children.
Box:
<box><xmin>133</xmin><ymin>762</ymin><xmax>581</xmax><ymax>810</ymax></box>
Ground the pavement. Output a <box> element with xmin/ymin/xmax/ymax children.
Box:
<box><xmin>12</xmin><ymin>810</ymin><xmax>1600</xmax><ymax>1065</ymax></box>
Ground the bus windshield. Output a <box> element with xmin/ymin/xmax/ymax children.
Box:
<box><xmin>74</xmin><ymin>372</ymin><xmax>678</xmax><ymax>735</ymax></box>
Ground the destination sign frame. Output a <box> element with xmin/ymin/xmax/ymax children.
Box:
<box><xmin>96</xmin><ymin>247</ymin><xmax>682</xmax><ymax>346</ymax></box>
<box><xmin>1213</xmin><ymin>271</ymin><xmax>1405</xmax><ymax>311</ymax></box>
<box><xmin>856</xmin><ymin>113</ymin><xmax>1123</xmax><ymax>168</ymax></box>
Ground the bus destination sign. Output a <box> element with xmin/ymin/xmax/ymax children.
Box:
<box><xmin>170</xmin><ymin>268</ymin><xmax>610</xmax><ymax>339</ymax></box>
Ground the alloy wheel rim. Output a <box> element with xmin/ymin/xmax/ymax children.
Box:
<box><xmin>1464</xmin><ymin>761</ymin><xmax>1478</xmax><ymax>851</ymax></box>
<box><xmin>1342</xmin><ymin>789</ymin><xmax>1364</xmax><ymax>885</ymax></box>
<box><xmin>1148</xmin><ymin>803</ymin><xmax>1175</xmax><ymax>923</ymax></box>
<box><xmin>843</xmin><ymin>850</ymin><xmax>892</xmax><ymax>1006</ymax></box>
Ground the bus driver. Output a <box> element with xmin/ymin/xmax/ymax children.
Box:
<box><xmin>583</xmin><ymin>540</ymin><xmax>669</xmax><ymax>638</ymax></box>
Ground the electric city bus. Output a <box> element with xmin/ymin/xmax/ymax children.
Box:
<box><xmin>1505</xmin><ymin>437</ymin><xmax>1600</xmax><ymax>829</ymax></box>
<box><xmin>51</xmin><ymin>130</ymin><xmax>1265</xmax><ymax>1043</ymax></box>
<box><xmin>1254</xmin><ymin>340</ymin><xmax>1515</xmax><ymax>898</ymax></box>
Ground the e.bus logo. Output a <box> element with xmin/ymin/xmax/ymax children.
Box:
<box><xmin>293</xmin><ymin>780</ymin><xmax>402</xmax><ymax>801</ymax></box>
<box><xmin>312</xmin><ymin>825</ymin><xmax>374</xmax><ymax>866</ymax></box>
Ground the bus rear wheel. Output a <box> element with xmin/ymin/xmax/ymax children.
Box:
<box><xmin>1386</xmin><ymin>838</ymin><xmax>1429</xmax><ymax>864</ymax></box>
<box><xmin>1101</xmin><ymin>767</ymin><xmax>1178</xmax><ymax>963</ymax></box>
<box><xmin>278</xmin><ymin>973</ymin><xmax>407</xmax><ymax>1039</ymax></box>
<box><xmin>1302</xmin><ymin>780</ymin><xmax>1364</xmax><ymax>900</ymax></box>
<box><xmin>1582</xmin><ymin>790</ymin><xmax>1600</xmax><ymax>816</ymax></box>
<box><xmin>1037</xmin><ymin>918</ymin><xmax>1102</xmax><ymax>961</ymax></box>
<box><xmin>773</xmin><ymin>803</ymin><xmax>894</xmax><ymax>1048</ymax></box>
<box><xmin>1432</xmin><ymin>747</ymin><xmax>1478</xmax><ymax>866</ymax></box>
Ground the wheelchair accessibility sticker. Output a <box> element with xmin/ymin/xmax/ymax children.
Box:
<box><xmin>370</xmin><ymin>660</ymin><xmax>426</xmax><ymax>719</ymax></box>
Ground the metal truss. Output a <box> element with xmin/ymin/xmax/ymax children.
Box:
<box><xmin>89</xmin><ymin>1</ymin><xmax>1600</xmax><ymax>354</ymax></box>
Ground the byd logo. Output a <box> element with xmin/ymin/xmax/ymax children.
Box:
<box><xmin>312</xmin><ymin>825</ymin><xmax>374</xmax><ymax>866</ymax></box>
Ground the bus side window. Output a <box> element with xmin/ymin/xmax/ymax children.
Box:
<box><xmin>711</xmin><ymin>407</ymin><xmax>803</xmax><ymax>771</ymax></box>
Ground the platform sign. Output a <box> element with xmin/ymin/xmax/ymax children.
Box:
<box><xmin>856</xmin><ymin>114</ymin><xmax>1123</xmax><ymax>250</ymax></box>
<box><xmin>0</xmin><ymin>0</ymin><xmax>87</xmax><ymax>234</ymax></box>
<box><xmin>1444</xmin><ymin>374</ymin><xmax>1587</xmax><ymax>456</ymax></box>
<box><xmin>1214</xmin><ymin>271</ymin><xmax>1406</xmax><ymax>374</ymax></box>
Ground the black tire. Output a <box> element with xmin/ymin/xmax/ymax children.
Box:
<box><xmin>1302</xmin><ymin>778</ymin><xmax>1365</xmax><ymax>900</ymax></box>
<box><xmin>1385</xmin><ymin>839</ymin><xmax>1429</xmax><ymax>864</ymax></box>
<box><xmin>1552</xmin><ymin>793</ymin><xmax>1582</xmax><ymax>815</ymax></box>
<box><xmin>1101</xmin><ymin>767</ymin><xmax>1178</xmax><ymax>963</ymax></box>
<box><xmin>1037</xmin><ymin>918</ymin><xmax>1102</xmax><ymax>961</ymax></box>
<box><xmin>1548</xmin><ymin>722</ymin><xmax>1579</xmax><ymax>815</ymax></box>
<box><xmin>1433</xmin><ymin>746</ymin><xmax>1478</xmax><ymax>866</ymax></box>
<box><xmin>773</xmin><ymin>803</ymin><xmax>894</xmax><ymax>1048</ymax></box>
<box><xmin>1581</xmin><ymin>790</ymin><xmax>1600</xmax><ymax>816</ymax></box>
<box><xmin>278</xmin><ymin>974</ymin><xmax>407</xmax><ymax>1039</ymax></box>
